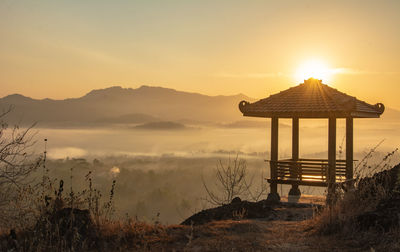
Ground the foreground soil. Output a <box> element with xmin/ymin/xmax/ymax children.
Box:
<box><xmin>158</xmin><ymin>219</ymin><xmax>373</xmax><ymax>252</ymax></box>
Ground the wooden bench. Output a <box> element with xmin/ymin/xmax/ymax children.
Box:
<box><xmin>266</xmin><ymin>158</ymin><xmax>351</xmax><ymax>187</ymax></box>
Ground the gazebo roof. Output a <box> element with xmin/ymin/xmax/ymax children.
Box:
<box><xmin>239</xmin><ymin>78</ymin><xmax>385</xmax><ymax>118</ymax></box>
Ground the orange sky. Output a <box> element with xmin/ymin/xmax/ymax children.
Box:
<box><xmin>1</xmin><ymin>1</ymin><xmax>399</xmax><ymax>108</ymax></box>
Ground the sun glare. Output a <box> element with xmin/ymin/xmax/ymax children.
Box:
<box><xmin>295</xmin><ymin>59</ymin><xmax>333</xmax><ymax>84</ymax></box>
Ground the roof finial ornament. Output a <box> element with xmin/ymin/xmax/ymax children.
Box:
<box><xmin>304</xmin><ymin>78</ymin><xmax>322</xmax><ymax>85</ymax></box>
<box><xmin>238</xmin><ymin>100</ymin><xmax>249</xmax><ymax>113</ymax></box>
<box><xmin>375</xmin><ymin>103</ymin><xmax>385</xmax><ymax>114</ymax></box>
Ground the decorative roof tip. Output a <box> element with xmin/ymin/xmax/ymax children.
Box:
<box><xmin>239</xmin><ymin>100</ymin><xmax>250</xmax><ymax>113</ymax></box>
<box><xmin>304</xmin><ymin>78</ymin><xmax>322</xmax><ymax>85</ymax></box>
<box><xmin>375</xmin><ymin>103</ymin><xmax>385</xmax><ymax>114</ymax></box>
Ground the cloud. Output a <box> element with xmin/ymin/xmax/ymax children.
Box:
<box><xmin>216</xmin><ymin>72</ymin><xmax>283</xmax><ymax>79</ymax></box>
<box><xmin>216</xmin><ymin>68</ymin><xmax>398</xmax><ymax>80</ymax></box>
<box><xmin>330</xmin><ymin>68</ymin><xmax>398</xmax><ymax>75</ymax></box>
<box><xmin>30</xmin><ymin>35</ymin><xmax>129</xmax><ymax>66</ymax></box>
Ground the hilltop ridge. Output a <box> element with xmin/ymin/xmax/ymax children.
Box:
<box><xmin>0</xmin><ymin>85</ymin><xmax>253</xmax><ymax>127</ymax></box>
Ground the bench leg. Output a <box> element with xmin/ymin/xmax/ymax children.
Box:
<box><xmin>289</xmin><ymin>184</ymin><xmax>301</xmax><ymax>196</ymax></box>
<box><xmin>288</xmin><ymin>184</ymin><xmax>301</xmax><ymax>203</ymax></box>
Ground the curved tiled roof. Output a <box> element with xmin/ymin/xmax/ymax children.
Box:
<box><xmin>239</xmin><ymin>78</ymin><xmax>384</xmax><ymax>118</ymax></box>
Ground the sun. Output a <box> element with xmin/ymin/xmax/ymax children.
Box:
<box><xmin>294</xmin><ymin>59</ymin><xmax>333</xmax><ymax>84</ymax></box>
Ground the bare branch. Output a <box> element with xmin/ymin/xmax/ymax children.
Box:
<box><xmin>202</xmin><ymin>155</ymin><xmax>250</xmax><ymax>206</ymax></box>
<box><xmin>0</xmin><ymin>110</ymin><xmax>43</xmax><ymax>227</ymax></box>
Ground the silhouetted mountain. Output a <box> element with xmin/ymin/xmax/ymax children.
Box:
<box><xmin>96</xmin><ymin>113</ymin><xmax>159</xmax><ymax>124</ymax></box>
<box><xmin>0</xmin><ymin>86</ymin><xmax>253</xmax><ymax>127</ymax></box>
<box><xmin>380</xmin><ymin>107</ymin><xmax>400</xmax><ymax>121</ymax></box>
<box><xmin>221</xmin><ymin>120</ymin><xmax>291</xmax><ymax>129</ymax></box>
<box><xmin>133</xmin><ymin>121</ymin><xmax>187</xmax><ymax>130</ymax></box>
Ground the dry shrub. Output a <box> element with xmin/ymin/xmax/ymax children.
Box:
<box><xmin>97</xmin><ymin>219</ymin><xmax>170</xmax><ymax>250</ymax></box>
<box><xmin>202</xmin><ymin>155</ymin><xmax>268</xmax><ymax>206</ymax></box>
<box><xmin>313</xmin><ymin>147</ymin><xmax>400</xmax><ymax>236</ymax></box>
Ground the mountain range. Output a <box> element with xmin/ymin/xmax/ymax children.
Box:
<box><xmin>0</xmin><ymin>86</ymin><xmax>254</xmax><ymax>127</ymax></box>
<box><xmin>0</xmin><ymin>85</ymin><xmax>399</xmax><ymax>128</ymax></box>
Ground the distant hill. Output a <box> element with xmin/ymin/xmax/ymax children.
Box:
<box><xmin>133</xmin><ymin>121</ymin><xmax>187</xmax><ymax>130</ymax></box>
<box><xmin>96</xmin><ymin>113</ymin><xmax>159</xmax><ymax>124</ymax></box>
<box><xmin>380</xmin><ymin>107</ymin><xmax>400</xmax><ymax>122</ymax></box>
<box><xmin>0</xmin><ymin>86</ymin><xmax>254</xmax><ymax>127</ymax></box>
<box><xmin>221</xmin><ymin>120</ymin><xmax>291</xmax><ymax>129</ymax></box>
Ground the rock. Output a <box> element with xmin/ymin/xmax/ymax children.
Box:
<box><xmin>181</xmin><ymin>200</ymin><xmax>276</xmax><ymax>225</ymax></box>
<box><xmin>266</xmin><ymin>192</ymin><xmax>281</xmax><ymax>202</ymax></box>
<box><xmin>181</xmin><ymin>199</ymin><xmax>320</xmax><ymax>226</ymax></box>
<box><xmin>231</xmin><ymin>197</ymin><xmax>242</xmax><ymax>204</ymax></box>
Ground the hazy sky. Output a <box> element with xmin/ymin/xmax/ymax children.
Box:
<box><xmin>1</xmin><ymin>0</ymin><xmax>400</xmax><ymax>108</ymax></box>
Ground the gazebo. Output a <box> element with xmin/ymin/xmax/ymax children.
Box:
<box><xmin>238</xmin><ymin>78</ymin><xmax>385</xmax><ymax>201</ymax></box>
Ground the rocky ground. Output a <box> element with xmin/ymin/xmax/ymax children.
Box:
<box><xmin>181</xmin><ymin>197</ymin><xmax>323</xmax><ymax>226</ymax></box>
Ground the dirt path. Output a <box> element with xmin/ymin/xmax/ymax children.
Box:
<box><xmin>161</xmin><ymin>195</ymin><xmax>372</xmax><ymax>251</ymax></box>
<box><xmin>165</xmin><ymin>218</ymin><xmax>366</xmax><ymax>252</ymax></box>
